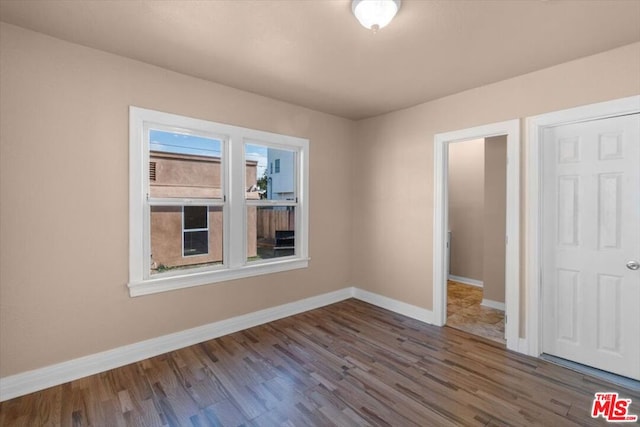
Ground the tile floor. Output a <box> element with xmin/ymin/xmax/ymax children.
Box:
<box><xmin>447</xmin><ymin>280</ymin><xmax>505</xmax><ymax>344</ymax></box>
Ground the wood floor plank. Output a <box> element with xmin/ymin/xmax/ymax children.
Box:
<box><xmin>2</xmin><ymin>298</ymin><xmax>639</xmax><ymax>426</ymax></box>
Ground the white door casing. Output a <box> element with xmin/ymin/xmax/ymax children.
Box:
<box><xmin>540</xmin><ymin>114</ymin><xmax>640</xmax><ymax>380</ymax></box>
<box><xmin>527</xmin><ymin>96</ymin><xmax>640</xmax><ymax>361</ymax></box>
<box><xmin>433</xmin><ymin>119</ymin><xmax>520</xmax><ymax>352</ymax></box>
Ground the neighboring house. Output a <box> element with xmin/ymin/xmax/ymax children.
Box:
<box><xmin>149</xmin><ymin>151</ymin><xmax>259</xmax><ymax>271</ymax></box>
<box><xmin>266</xmin><ymin>148</ymin><xmax>295</xmax><ymax>201</ymax></box>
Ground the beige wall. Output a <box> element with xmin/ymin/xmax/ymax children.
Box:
<box><xmin>447</xmin><ymin>136</ymin><xmax>507</xmax><ymax>302</ymax></box>
<box><xmin>483</xmin><ymin>136</ymin><xmax>507</xmax><ymax>304</ymax></box>
<box><xmin>447</xmin><ymin>139</ymin><xmax>485</xmax><ymax>281</ymax></box>
<box><xmin>352</xmin><ymin>42</ymin><xmax>640</xmax><ymax>329</ymax></box>
<box><xmin>1</xmin><ymin>22</ymin><xmax>639</xmax><ymax>380</ymax></box>
<box><xmin>0</xmin><ymin>23</ymin><xmax>354</xmax><ymax>377</ymax></box>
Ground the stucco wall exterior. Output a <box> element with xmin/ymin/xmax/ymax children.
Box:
<box><xmin>148</xmin><ymin>152</ymin><xmax>258</xmax><ymax>268</ymax></box>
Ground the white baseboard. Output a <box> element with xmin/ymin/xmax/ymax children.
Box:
<box><xmin>448</xmin><ymin>275</ymin><xmax>483</xmax><ymax>287</ymax></box>
<box><xmin>0</xmin><ymin>286</ymin><xmax>437</xmax><ymax>402</ymax></box>
<box><xmin>353</xmin><ymin>288</ymin><xmax>434</xmax><ymax>324</ymax></box>
<box><xmin>0</xmin><ymin>287</ymin><xmax>440</xmax><ymax>402</ymax></box>
<box><xmin>518</xmin><ymin>338</ymin><xmax>530</xmax><ymax>355</ymax></box>
<box><xmin>481</xmin><ymin>298</ymin><xmax>506</xmax><ymax>311</ymax></box>
<box><xmin>0</xmin><ymin>287</ymin><xmax>353</xmax><ymax>402</ymax></box>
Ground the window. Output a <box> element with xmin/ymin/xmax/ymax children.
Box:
<box><xmin>183</xmin><ymin>206</ymin><xmax>208</xmax><ymax>257</ymax></box>
<box><xmin>129</xmin><ymin>107</ymin><xmax>309</xmax><ymax>296</ymax></box>
<box><xmin>246</xmin><ymin>143</ymin><xmax>298</xmax><ymax>261</ymax></box>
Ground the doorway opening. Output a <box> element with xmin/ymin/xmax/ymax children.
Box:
<box><xmin>433</xmin><ymin>119</ymin><xmax>520</xmax><ymax>352</ymax></box>
<box><xmin>446</xmin><ymin>137</ymin><xmax>507</xmax><ymax>344</ymax></box>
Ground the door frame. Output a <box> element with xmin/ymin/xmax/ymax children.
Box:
<box><xmin>525</xmin><ymin>95</ymin><xmax>640</xmax><ymax>357</ymax></box>
<box><xmin>432</xmin><ymin>119</ymin><xmax>520</xmax><ymax>352</ymax></box>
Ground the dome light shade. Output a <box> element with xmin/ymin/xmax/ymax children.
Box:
<box><xmin>352</xmin><ymin>0</ymin><xmax>401</xmax><ymax>32</ymax></box>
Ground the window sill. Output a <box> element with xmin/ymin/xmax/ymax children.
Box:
<box><xmin>128</xmin><ymin>257</ymin><xmax>310</xmax><ymax>297</ymax></box>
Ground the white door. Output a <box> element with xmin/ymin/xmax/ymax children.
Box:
<box><xmin>541</xmin><ymin>113</ymin><xmax>640</xmax><ymax>380</ymax></box>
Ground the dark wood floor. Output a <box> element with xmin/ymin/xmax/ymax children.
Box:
<box><xmin>1</xmin><ymin>299</ymin><xmax>638</xmax><ymax>426</ymax></box>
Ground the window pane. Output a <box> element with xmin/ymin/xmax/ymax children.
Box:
<box><xmin>245</xmin><ymin>143</ymin><xmax>295</xmax><ymax>200</ymax></box>
<box><xmin>149</xmin><ymin>129</ymin><xmax>222</xmax><ymax>199</ymax></box>
<box><xmin>247</xmin><ymin>206</ymin><xmax>296</xmax><ymax>261</ymax></box>
<box><xmin>184</xmin><ymin>231</ymin><xmax>208</xmax><ymax>256</ymax></box>
<box><xmin>150</xmin><ymin>206</ymin><xmax>223</xmax><ymax>275</ymax></box>
<box><xmin>184</xmin><ymin>206</ymin><xmax>207</xmax><ymax>230</ymax></box>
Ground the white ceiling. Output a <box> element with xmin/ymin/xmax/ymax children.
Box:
<box><xmin>1</xmin><ymin>0</ymin><xmax>639</xmax><ymax>120</ymax></box>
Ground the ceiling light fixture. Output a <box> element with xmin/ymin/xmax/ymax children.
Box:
<box><xmin>352</xmin><ymin>0</ymin><xmax>401</xmax><ymax>33</ymax></box>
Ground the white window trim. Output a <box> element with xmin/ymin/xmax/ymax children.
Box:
<box><xmin>129</xmin><ymin>107</ymin><xmax>310</xmax><ymax>297</ymax></box>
